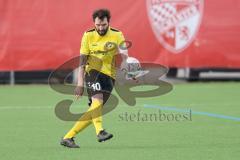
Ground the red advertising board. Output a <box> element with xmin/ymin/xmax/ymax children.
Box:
<box><xmin>0</xmin><ymin>0</ymin><xmax>240</xmax><ymax>71</ymax></box>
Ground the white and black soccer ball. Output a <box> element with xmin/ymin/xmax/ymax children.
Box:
<box><xmin>121</xmin><ymin>57</ymin><xmax>148</xmax><ymax>80</ymax></box>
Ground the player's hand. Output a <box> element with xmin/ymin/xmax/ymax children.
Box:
<box><xmin>74</xmin><ymin>86</ymin><xmax>84</xmax><ymax>100</ymax></box>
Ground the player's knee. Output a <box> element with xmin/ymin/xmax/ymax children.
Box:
<box><xmin>92</xmin><ymin>93</ymin><xmax>103</xmax><ymax>100</ymax></box>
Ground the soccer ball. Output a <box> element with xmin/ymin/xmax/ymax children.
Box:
<box><xmin>121</xmin><ymin>57</ymin><xmax>148</xmax><ymax>80</ymax></box>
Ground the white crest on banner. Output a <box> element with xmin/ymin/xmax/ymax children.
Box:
<box><xmin>147</xmin><ymin>0</ymin><xmax>204</xmax><ymax>53</ymax></box>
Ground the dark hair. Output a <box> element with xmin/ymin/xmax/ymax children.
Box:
<box><xmin>92</xmin><ymin>9</ymin><xmax>111</xmax><ymax>22</ymax></box>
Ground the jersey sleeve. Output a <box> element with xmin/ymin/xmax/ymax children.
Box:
<box><xmin>117</xmin><ymin>32</ymin><xmax>128</xmax><ymax>56</ymax></box>
<box><xmin>80</xmin><ymin>32</ymin><xmax>90</xmax><ymax>55</ymax></box>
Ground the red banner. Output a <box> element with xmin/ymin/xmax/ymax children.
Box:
<box><xmin>0</xmin><ymin>0</ymin><xmax>240</xmax><ymax>71</ymax></box>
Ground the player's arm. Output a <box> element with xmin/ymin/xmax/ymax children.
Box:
<box><xmin>75</xmin><ymin>55</ymin><xmax>88</xmax><ymax>99</ymax></box>
<box><xmin>117</xmin><ymin>32</ymin><xmax>129</xmax><ymax>70</ymax></box>
<box><xmin>75</xmin><ymin>32</ymin><xmax>89</xmax><ymax>99</ymax></box>
<box><xmin>77</xmin><ymin>55</ymin><xmax>88</xmax><ymax>86</ymax></box>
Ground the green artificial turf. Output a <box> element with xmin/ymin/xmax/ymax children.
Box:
<box><xmin>0</xmin><ymin>82</ymin><xmax>239</xmax><ymax>160</ymax></box>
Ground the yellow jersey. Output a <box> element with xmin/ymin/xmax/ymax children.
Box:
<box><xmin>80</xmin><ymin>27</ymin><xmax>126</xmax><ymax>79</ymax></box>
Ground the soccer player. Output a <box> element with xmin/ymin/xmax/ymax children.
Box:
<box><xmin>60</xmin><ymin>9</ymin><xmax>128</xmax><ymax>148</ymax></box>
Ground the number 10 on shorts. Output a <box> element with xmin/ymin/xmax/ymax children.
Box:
<box><xmin>88</xmin><ymin>82</ymin><xmax>101</xmax><ymax>91</ymax></box>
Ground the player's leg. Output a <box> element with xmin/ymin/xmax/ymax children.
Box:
<box><xmin>62</xmin><ymin>94</ymin><xmax>95</xmax><ymax>140</ymax></box>
<box><xmin>61</xmin><ymin>95</ymin><xmax>106</xmax><ymax>147</ymax></box>
<box><xmin>61</xmin><ymin>107</ymin><xmax>93</xmax><ymax>148</ymax></box>
<box><xmin>95</xmin><ymin>80</ymin><xmax>115</xmax><ymax>142</ymax></box>
<box><xmin>95</xmin><ymin>93</ymin><xmax>114</xmax><ymax>142</ymax></box>
<box><xmin>62</xmin><ymin>96</ymin><xmax>103</xmax><ymax>138</ymax></box>
<box><xmin>62</xmin><ymin>112</ymin><xmax>92</xmax><ymax>138</ymax></box>
<box><xmin>86</xmin><ymin>91</ymin><xmax>113</xmax><ymax>142</ymax></box>
<box><xmin>60</xmin><ymin>71</ymin><xmax>97</xmax><ymax>148</ymax></box>
<box><xmin>90</xmin><ymin>93</ymin><xmax>104</xmax><ymax>135</ymax></box>
<box><xmin>88</xmin><ymin>70</ymin><xmax>115</xmax><ymax>142</ymax></box>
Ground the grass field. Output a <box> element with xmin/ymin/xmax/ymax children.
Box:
<box><xmin>0</xmin><ymin>82</ymin><xmax>239</xmax><ymax>160</ymax></box>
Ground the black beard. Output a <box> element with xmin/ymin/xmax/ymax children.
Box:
<box><xmin>96</xmin><ymin>27</ymin><xmax>108</xmax><ymax>36</ymax></box>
